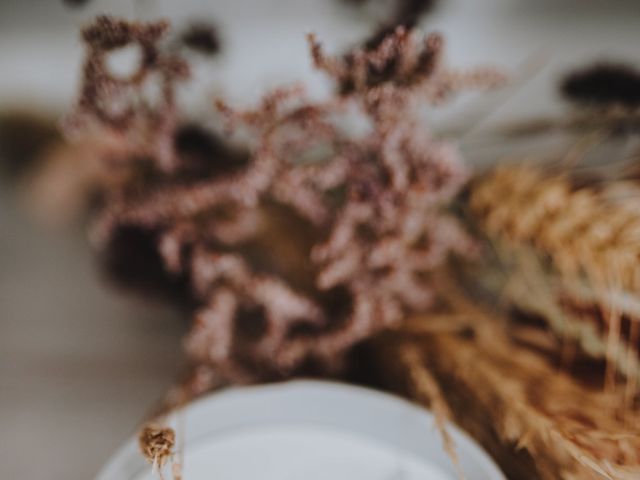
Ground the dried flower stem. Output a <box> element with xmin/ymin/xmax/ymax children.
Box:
<box><xmin>401</xmin><ymin>344</ymin><xmax>465</xmax><ymax>480</ymax></box>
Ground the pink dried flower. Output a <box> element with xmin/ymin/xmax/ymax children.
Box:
<box><xmin>72</xmin><ymin>19</ymin><xmax>499</xmax><ymax>386</ymax></box>
<box><xmin>194</xmin><ymin>27</ymin><xmax>492</xmax><ymax>378</ymax></box>
<box><xmin>309</xmin><ymin>26</ymin><xmax>503</xmax><ymax>100</ymax></box>
<box><xmin>66</xmin><ymin>16</ymin><xmax>190</xmax><ymax>173</ymax></box>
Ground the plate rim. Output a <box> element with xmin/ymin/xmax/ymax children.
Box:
<box><xmin>96</xmin><ymin>379</ymin><xmax>505</xmax><ymax>480</ymax></box>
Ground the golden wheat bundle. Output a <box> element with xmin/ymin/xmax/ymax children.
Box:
<box><xmin>470</xmin><ymin>163</ymin><xmax>640</xmax><ymax>292</ymax></box>
<box><xmin>468</xmin><ymin>163</ymin><xmax>640</xmax><ymax>391</ymax></box>
<box><xmin>371</xmin><ymin>284</ymin><xmax>640</xmax><ymax>480</ymax></box>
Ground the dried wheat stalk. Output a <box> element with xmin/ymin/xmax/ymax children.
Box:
<box><xmin>371</xmin><ymin>286</ymin><xmax>640</xmax><ymax>480</ymax></box>
<box><xmin>469</xmin><ymin>163</ymin><xmax>640</xmax><ymax>390</ymax></box>
<box><xmin>471</xmin><ymin>164</ymin><xmax>640</xmax><ymax>291</ymax></box>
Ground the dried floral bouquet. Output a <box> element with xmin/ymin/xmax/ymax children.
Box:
<box><xmin>62</xmin><ymin>14</ymin><xmax>640</xmax><ymax>480</ymax></box>
<box><xmin>67</xmin><ymin>15</ymin><xmax>500</xmax><ymax>387</ymax></box>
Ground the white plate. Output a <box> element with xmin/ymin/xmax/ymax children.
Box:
<box><xmin>96</xmin><ymin>380</ymin><xmax>504</xmax><ymax>480</ymax></box>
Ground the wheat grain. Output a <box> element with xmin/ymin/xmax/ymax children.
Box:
<box><xmin>373</xmin><ymin>298</ymin><xmax>640</xmax><ymax>479</ymax></box>
<box><xmin>469</xmin><ymin>164</ymin><xmax>640</xmax><ymax>390</ymax></box>
<box><xmin>470</xmin><ymin>164</ymin><xmax>640</xmax><ymax>293</ymax></box>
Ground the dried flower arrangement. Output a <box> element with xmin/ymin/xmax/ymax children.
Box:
<box><xmin>63</xmin><ymin>13</ymin><xmax>640</xmax><ymax>480</ymax></box>
<box><xmin>67</xmin><ymin>16</ymin><xmax>502</xmax><ymax>398</ymax></box>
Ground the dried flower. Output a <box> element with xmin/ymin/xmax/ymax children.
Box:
<box><xmin>183</xmin><ymin>248</ymin><xmax>326</xmax><ymax>376</ymax></box>
<box><xmin>193</xmin><ymin>27</ymin><xmax>495</xmax><ymax>378</ymax></box>
<box><xmin>309</xmin><ymin>26</ymin><xmax>503</xmax><ymax>99</ymax></box>
<box><xmin>72</xmin><ymin>19</ymin><xmax>500</xmax><ymax>386</ymax></box>
<box><xmin>139</xmin><ymin>423</ymin><xmax>175</xmax><ymax>471</ymax></box>
<box><xmin>66</xmin><ymin>16</ymin><xmax>190</xmax><ymax>173</ymax></box>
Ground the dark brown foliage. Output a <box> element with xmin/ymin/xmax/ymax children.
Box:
<box><xmin>394</xmin><ymin>0</ymin><xmax>438</xmax><ymax>26</ymax></box>
<box><xmin>0</xmin><ymin>112</ymin><xmax>60</xmax><ymax>179</ymax></box>
<box><xmin>180</xmin><ymin>22</ymin><xmax>220</xmax><ymax>56</ymax></box>
<box><xmin>561</xmin><ymin>62</ymin><xmax>640</xmax><ymax>108</ymax></box>
<box><xmin>100</xmin><ymin>225</ymin><xmax>193</xmax><ymax>307</ymax></box>
<box><xmin>62</xmin><ymin>0</ymin><xmax>90</xmax><ymax>7</ymax></box>
<box><xmin>341</xmin><ymin>0</ymin><xmax>437</xmax><ymax>27</ymax></box>
<box><xmin>343</xmin><ymin>0</ymin><xmax>438</xmax><ymax>50</ymax></box>
<box><xmin>172</xmin><ymin>124</ymin><xmax>248</xmax><ymax>179</ymax></box>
